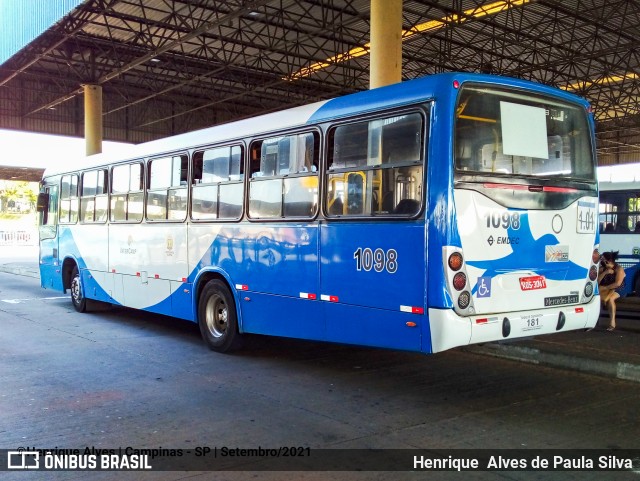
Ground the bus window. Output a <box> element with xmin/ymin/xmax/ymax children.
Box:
<box><xmin>599</xmin><ymin>190</ymin><xmax>640</xmax><ymax>233</ymax></box>
<box><xmin>80</xmin><ymin>169</ymin><xmax>108</xmax><ymax>223</ymax></box>
<box><xmin>249</xmin><ymin>132</ymin><xmax>319</xmax><ymax>219</ymax></box>
<box><xmin>147</xmin><ymin>155</ymin><xmax>188</xmax><ymax>221</ymax></box>
<box><xmin>59</xmin><ymin>174</ymin><xmax>79</xmax><ymax>224</ymax></box>
<box><xmin>111</xmin><ymin>162</ymin><xmax>143</xmax><ymax>222</ymax></box>
<box><xmin>41</xmin><ymin>185</ymin><xmax>58</xmax><ymax>228</ymax></box>
<box><xmin>191</xmin><ymin>145</ymin><xmax>244</xmax><ymax>220</ymax></box>
<box><xmin>326</xmin><ymin>113</ymin><xmax>424</xmax><ymax>217</ymax></box>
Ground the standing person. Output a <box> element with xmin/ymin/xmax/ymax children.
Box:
<box><xmin>598</xmin><ymin>251</ymin><xmax>626</xmax><ymax>331</ymax></box>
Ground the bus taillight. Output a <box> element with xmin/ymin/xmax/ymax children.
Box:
<box><xmin>588</xmin><ymin>265</ymin><xmax>598</xmax><ymax>281</ymax></box>
<box><xmin>443</xmin><ymin>246</ymin><xmax>475</xmax><ymax>316</ymax></box>
<box><xmin>452</xmin><ymin>272</ymin><xmax>467</xmax><ymax>291</ymax></box>
<box><xmin>584</xmin><ymin>283</ymin><xmax>594</xmax><ymax>298</ymax></box>
<box><xmin>448</xmin><ymin>252</ymin><xmax>463</xmax><ymax>271</ymax></box>
<box><xmin>592</xmin><ymin>249</ymin><xmax>600</xmax><ymax>264</ymax></box>
<box><xmin>457</xmin><ymin>291</ymin><xmax>471</xmax><ymax>309</ymax></box>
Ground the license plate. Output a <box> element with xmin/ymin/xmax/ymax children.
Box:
<box><xmin>519</xmin><ymin>275</ymin><xmax>546</xmax><ymax>291</ymax></box>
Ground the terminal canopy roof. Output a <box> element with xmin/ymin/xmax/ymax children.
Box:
<box><xmin>0</xmin><ymin>0</ymin><xmax>638</xmax><ymax>166</ymax></box>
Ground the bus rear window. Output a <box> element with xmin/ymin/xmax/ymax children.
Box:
<box><xmin>455</xmin><ymin>86</ymin><xmax>595</xmax><ymax>182</ymax></box>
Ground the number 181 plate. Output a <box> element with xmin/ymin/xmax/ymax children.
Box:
<box><xmin>519</xmin><ymin>275</ymin><xmax>546</xmax><ymax>291</ymax></box>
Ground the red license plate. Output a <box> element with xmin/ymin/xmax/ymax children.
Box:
<box><xmin>519</xmin><ymin>275</ymin><xmax>547</xmax><ymax>291</ymax></box>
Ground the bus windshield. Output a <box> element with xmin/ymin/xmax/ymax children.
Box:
<box><xmin>454</xmin><ymin>85</ymin><xmax>595</xmax><ymax>183</ymax></box>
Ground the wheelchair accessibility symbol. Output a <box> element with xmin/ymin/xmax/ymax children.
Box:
<box><xmin>477</xmin><ymin>276</ymin><xmax>492</xmax><ymax>298</ymax></box>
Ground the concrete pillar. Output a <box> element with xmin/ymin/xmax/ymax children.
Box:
<box><xmin>369</xmin><ymin>0</ymin><xmax>403</xmax><ymax>89</ymax></box>
<box><xmin>83</xmin><ymin>84</ymin><xmax>103</xmax><ymax>156</ymax></box>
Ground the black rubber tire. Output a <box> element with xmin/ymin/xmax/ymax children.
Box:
<box><xmin>70</xmin><ymin>266</ymin><xmax>87</xmax><ymax>313</ymax></box>
<box><xmin>198</xmin><ymin>280</ymin><xmax>242</xmax><ymax>353</ymax></box>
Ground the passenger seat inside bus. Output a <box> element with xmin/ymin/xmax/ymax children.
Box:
<box><xmin>394</xmin><ymin>198</ymin><xmax>420</xmax><ymax>215</ymax></box>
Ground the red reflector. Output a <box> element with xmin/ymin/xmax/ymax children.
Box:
<box><xmin>575</xmin><ymin>307</ymin><xmax>584</xmax><ymax>313</ymax></box>
<box><xmin>483</xmin><ymin>183</ymin><xmax>577</xmax><ymax>193</ymax></box>
<box><xmin>112</xmin><ymin>269</ymin><xmax>116</xmax><ymax>273</ymax></box>
<box><xmin>412</xmin><ymin>307</ymin><xmax>424</xmax><ymax>314</ymax></box>
<box><xmin>182</xmin><ymin>277</ymin><xmax>187</xmax><ymax>282</ymax></box>
<box><xmin>484</xmin><ymin>183</ymin><xmax>529</xmax><ymax>190</ymax></box>
<box><xmin>476</xmin><ymin>318</ymin><xmax>488</xmax><ymax>324</ymax></box>
<box><xmin>154</xmin><ymin>274</ymin><xmax>159</xmax><ymax>279</ymax></box>
<box><xmin>136</xmin><ymin>272</ymin><xmax>140</xmax><ymax>277</ymax></box>
<box><xmin>308</xmin><ymin>293</ymin><xmax>317</xmax><ymax>300</ymax></box>
<box><xmin>543</xmin><ymin>186</ymin><xmax>578</xmax><ymax>193</ymax></box>
<box><xmin>406</xmin><ymin>321</ymin><xmax>417</xmax><ymax>327</ymax></box>
<box><xmin>330</xmin><ymin>295</ymin><xmax>339</xmax><ymax>302</ymax></box>
<box><xmin>453</xmin><ymin>79</ymin><xmax>460</xmax><ymax>89</ymax></box>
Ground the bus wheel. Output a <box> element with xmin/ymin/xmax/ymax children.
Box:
<box><xmin>198</xmin><ymin>280</ymin><xmax>242</xmax><ymax>353</ymax></box>
<box><xmin>70</xmin><ymin>266</ymin><xmax>87</xmax><ymax>313</ymax></box>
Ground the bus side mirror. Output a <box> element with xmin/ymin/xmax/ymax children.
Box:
<box><xmin>36</xmin><ymin>192</ymin><xmax>49</xmax><ymax>212</ymax></box>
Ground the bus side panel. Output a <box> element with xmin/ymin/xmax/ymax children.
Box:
<box><xmin>170</xmin><ymin>280</ymin><xmax>194</xmax><ymax>321</ymax></box>
<box><xmin>189</xmin><ymin>224</ymin><xmax>321</xmax><ymax>338</ymax></box>
<box><xmin>144</xmin><ymin>277</ymin><xmax>172</xmax><ymax>315</ymax></box>
<box><xmin>323</xmin><ymin>303</ymin><xmax>423</xmax><ymax>352</ymax></box>
<box><xmin>109</xmin><ymin>223</ymin><xmax>188</xmax><ymax>313</ymax></box>
<box><xmin>239</xmin><ymin>294</ymin><xmax>323</xmax><ymax>339</ymax></box>
<box><xmin>320</xmin><ymin>222</ymin><xmax>426</xmax><ymax>352</ymax></box>
<box><xmin>68</xmin><ymin>224</ymin><xmax>110</xmax><ymax>303</ymax></box>
<box><xmin>81</xmin><ymin>269</ymin><xmax>112</xmax><ymax>303</ymax></box>
<box><xmin>237</xmin><ymin>223</ymin><xmax>320</xmax><ymax>337</ymax></box>
<box><xmin>241</xmin><ymin>224</ymin><xmax>319</xmax><ymax>299</ymax></box>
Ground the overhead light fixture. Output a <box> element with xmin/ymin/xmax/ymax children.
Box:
<box><xmin>562</xmin><ymin>72</ymin><xmax>639</xmax><ymax>92</ymax></box>
<box><xmin>284</xmin><ymin>0</ymin><xmax>531</xmax><ymax>81</ymax></box>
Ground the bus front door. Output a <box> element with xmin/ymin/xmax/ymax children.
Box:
<box><xmin>38</xmin><ymin>180</ymin><xmax>64</xmax><ymax>291</ymax></box>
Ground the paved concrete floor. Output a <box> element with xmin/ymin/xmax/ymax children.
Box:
<box><xmin>1</xmin><ymin>272</ymin><xmax>639</xmax><ymax>481</ymax></box>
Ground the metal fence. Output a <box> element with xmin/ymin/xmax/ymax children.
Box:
<box><xmin>0</xmin><ymin>229</ymin><xmax>37</xmax><ymax>246</ymax></box>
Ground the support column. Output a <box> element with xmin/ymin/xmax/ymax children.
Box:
<box><xmin>369</xmin><ymin>0</ymin><xmax>403</xmax><ymax>90</ymax></box>
<box><xmin>83</xmin><ymin>84</ymin><xmax>103</xmax><ymax>156</ymax></box>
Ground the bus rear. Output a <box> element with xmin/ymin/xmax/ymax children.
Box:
<box><xmin>430</xmin><ymin>80</ymin><xmax>599</xmax><ymax>352</ymax></box>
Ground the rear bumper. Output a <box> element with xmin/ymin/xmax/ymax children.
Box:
<box><xmin>428</xmin><ymin>295</ymin><xmax>600</xmax><ymax>353</ymax></box>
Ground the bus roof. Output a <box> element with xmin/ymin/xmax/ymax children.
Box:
<box><xmin>43</xmin><ymin>72</ymin><xmax>592</xmax><ymax>178</ymax></box>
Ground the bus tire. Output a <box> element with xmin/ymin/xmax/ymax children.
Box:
<box><xmin>70</xmin><ymin>266</ymin><xmax>87</xmax><ymax>313</ymax></box>
<box><xmin>198</xmin><ymin>280</ymin><xmax>242</xmax><ymax>353</ymax></box>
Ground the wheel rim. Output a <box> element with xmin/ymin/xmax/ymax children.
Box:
<box><xmin>71</xmin><ymin>275</ymin><xmax>82</xmax><ymax>305</ymax></box>
<box><xmin>205</xmin><ymin>294</ymin><xmax>227</xmax><ymax>338</ymax></box>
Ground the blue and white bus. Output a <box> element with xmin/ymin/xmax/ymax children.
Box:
<box><xmin>598</xmin><ymin>167</ymin><xmax>640</xmax><ymax>296</ymax></box>
<box><xmin>37</xmin><ymin>72</ymin><xmax>600</xmax><ymax>354</ymax></box>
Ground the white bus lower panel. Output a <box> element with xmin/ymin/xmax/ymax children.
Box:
<box><xmin>429</xmin><ymin>296</ymin><xmax>600</xmax><ymax>354</ymax></box>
